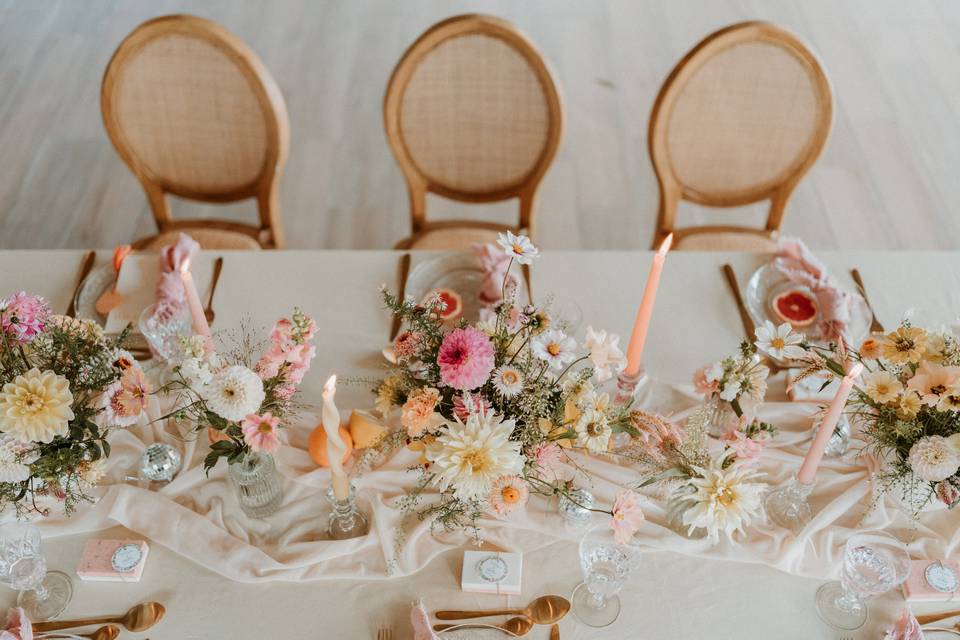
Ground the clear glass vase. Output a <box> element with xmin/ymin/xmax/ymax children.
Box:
<box><xmin>665</xmin><ymin>484</ymin><xmax>707</xmax><ymax>540</ymax></box>
<box><xmin>706</xmin><ymin>395</ymin><xmax>737</xmax><ymax>438</ymax></box>
<box><xmin>228</xmin><ymin>451</ymin><xmax>284</xmax><ymax>519</ymax></box>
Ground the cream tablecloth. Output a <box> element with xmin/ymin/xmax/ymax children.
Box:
<box><xmin>1</xmin><ymin>250</ymin><xmax>959</xmax><ymax>639</ymax></box>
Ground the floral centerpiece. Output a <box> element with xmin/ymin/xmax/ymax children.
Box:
<box><xmin>161</xmin><ymin>308</ymin><xmax>316</xmax><ymax>473</ymax></box>
<box><xmin>791</xmin><ymin>322</ymin><xmax>960</xmax><ymax>513</ymax></box>
<box><xmin>376</xmin><ymin>233</ymin><xmax>648</xmax><ymax>544</ymax></box>
<box><xmin>0</xmin><ymin>292</ymin><xmax>151</xmax><ymax>515</ymax></box>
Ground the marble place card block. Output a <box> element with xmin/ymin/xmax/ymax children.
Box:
<box><xmin>77</xmin><ymin>539</ymin><xmax>150</xmax><ymax>583</ymax></box>
<box><xmin>461</xmin><ymin>550</ymin><xmax>522</xmax><ymax>596</ymax></box>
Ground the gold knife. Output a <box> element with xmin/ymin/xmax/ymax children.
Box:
<box><xmin>849</xmin><ymin>268</ymin><xmax>885</xmax><ymax>334</ymax></box>
<box><xmin>389</xmin><ymin>252</ymin><xmax>411</xmax><ymax>342</ymax></box>
<box><xmin>522</xmin><ymin>262</ymin><xmax>533</xmax><ymax>305</ymax></box>
<box><xmin>550</xmin><ymin>623</ymin><xmax>560</xmax><ymax>639</ymax></box>
<box><xmin>65</xmin><ymin>250</ymin><xmax>96</xmax><ymax>317</ymax></box>
<box><xmin>917</xmin><ymin>608</ymin><xmax>960</xmax><ymax>626</ymax></box>
<box><xmin>721</xmin><ymin>264</ymin><xmax>755</xmax><ymax>340</ymax></box>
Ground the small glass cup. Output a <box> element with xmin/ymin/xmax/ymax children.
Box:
<box><xmin>0</xmin><ymin>523</ymin><xmax>73</xmax><ymax>620</ymax></box>
<box><xmin>571</xmin><ymin>528</ymin><xmax>637</xmax><ymax>628</ymax></box>
<box><xmin>815</xmin><ymin>531</ymin><xmax>911</xmax><ymax>630</ymax></box>
<box><xmin>138</xmin><ymin>302</ymin><xmax>192</xmax><ymax>362</ymax></box>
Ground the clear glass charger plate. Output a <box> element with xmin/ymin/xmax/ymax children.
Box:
<box><xmin>744</xmin><ymin>263</ymin><xmax>872</xmax><ymax>346</ymax></box>
<box><xmin>73</xmin><ymin>262</ymin><xmax>115</xmax><ymax>325</ymax></box>
<box><xmin>405</xmin><ymin>253</ymin><xmax>528</xmax><ymax>324</ymax></box>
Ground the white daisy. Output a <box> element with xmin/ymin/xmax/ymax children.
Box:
<box><xmin>574</xmin><ymin>408</ymin><xmax>611</xmax><ymax>454</ymax></box>
<box><xmin>203</xmin><ymin>365</ymin><xmax>265</xmax><ymax>422</ymax></box>
<box><xmin>531</xmin><ymin>330</ymin><xmax>578</xmax><ymax>371</ymax></box>
<box><xmin>583</xmin><ymin>326</ymin><xmax>627</xmax><ymax>382</ymax></box>
<box><xmin>492</xmin><ymin>365</ymin><xmax>524</xmax><ymax>397</ymax></box>
<box><xmin>754</xmin><ymin>321</ymin><xmax>805</xmax><ymax>361</ymax></box>
<box><xmin>425</xmin><ymin>410</ymin><xmax>524</xmax><ymax>501</ymax></box>
<box><xmin>496</xmin><ymin>231</ymin><xmax>540</xmax><ymax>265</ymax></box>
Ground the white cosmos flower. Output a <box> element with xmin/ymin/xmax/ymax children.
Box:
<box><xmin>908</xmin><ymin>436</ymin><xmax>960</xmax><ymax>482</ymax></box>
<box><xmin>754</xmin><ymin>321</ymin><xmax>806</xmax><ymax>361</ymax></box>
<box><xmin>531</xmin><ymin>330</ymin><xmax>577</xmax><ymax>371</ymax></box>
<box><xmin>425</xmin><ymin>410</ymin><xmax>524</xmax><ymax>502</ymax></box>
<box><xmin>863</xmin><ymin>371</ymin><xmax>903</xmax><ymax>404</ymax></box>
<box><xmin>574</xmin><ymin>408</ymin><xmax>611</xmax><ymax>454</ymax></box>
<box><xmin>583</xmin><ymin>326</ymin><xmax>627</xmax><ymax>382</ymax></box>
<box><xmin>491</xmin><ymin>365</ymin><xmax>524</xmax><ymax>397</ymax></box>
<box><xmin>679</xmin><ymin>456</ymin><xmax>765</xmax><ymax>544</ymax></box>
<box><xmin>496</xmin><ymin>231</ymin><xmax>540</xmax><ymax>265</ymax></box>
<box><xmin>203</xmin><ymin>365</ymin><xmax>265</xmax><ymax>422</ymax></box>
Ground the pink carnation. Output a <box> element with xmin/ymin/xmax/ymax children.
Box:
<box><xmin>610</xmin><ymin>490</ymin><xmax>645</xmax><ymax>545</ymax></box>
<box><xmin>241</xmin><ymin>412</ymin><xmax>282</xmax><ymax>453</ymax></box>
<box><xmin>393</xmin><ymin>331</ymin><xmax>423</xmax><ymax>360</ymax></box>
<box><xmin>0</xmin><ymin>292</ymin><xmax>48</xmax><ymax>344</ymax></box>
<box><xmin>453</xmin><ymin>393</ymin><xmax>493</xmax><ymax>422</ymax></box>
<box><xmin>437</xmin><ymin>327</ymin><xmax>495</xmax><ymax>391</ymax></box>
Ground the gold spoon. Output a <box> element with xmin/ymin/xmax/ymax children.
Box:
<box><xmin>435</xmin><ymin>595</ymin><xmax>570</xmax><ymax>625</ymax></box>
<box><xmin>433</xmin><ymin>616</ymin><xmax>533</xmax><ymax>636</ymax></box>
<box><xmin>38</xmin><ymin>624</ymin><xmax>120</xmax><ymax>640</ymax></box>
<box><xmin>33</xmin><ymin>602</ymin><xmax>165</xmax><ymax>633</ymax></box>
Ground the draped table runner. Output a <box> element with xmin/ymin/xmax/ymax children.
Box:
<box><xmin>1</xmin><ymin>250</ymin><xmax>958</xmax><ymax>639</ymax></box>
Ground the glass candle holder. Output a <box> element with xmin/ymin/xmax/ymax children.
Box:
<box><xmin>614</xmin><ymin>367</ymin><xmax>646</xmax><ymax>405</ymax></box>
<box><xmin>764</xmin><ymin>475</ymin><xmax>813</xmax><ymax>533</ymax></box>
<box><xmin>327</xmin><ymin>483</ymin><xmax>369</xmax><ymax>540</ymax></box>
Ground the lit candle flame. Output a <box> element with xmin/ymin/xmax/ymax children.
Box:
<box><xmin>323</xmin><ymin>374</ymin><xmax>337</xmax><ymax>396</ymax></box>
<box><xmin>658</xmin><ymin>233</ymin><xmax>674</xmax><ymax>255</ymax></box>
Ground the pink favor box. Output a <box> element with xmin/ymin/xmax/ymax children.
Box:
<box><xmin>77</xmin><ymin>539</ymin><xmax>149</xmax><ymax>583</ymax></box>
<box><xmin>902</xmin><ymin>559</ymin><xmax>960</xmax><ymax>602</ymax></box>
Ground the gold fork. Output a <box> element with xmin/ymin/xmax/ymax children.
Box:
<box><xmin>377</xmin><ymin>627</ymin><xmax>393</xmax><ymax>640</ymax></box>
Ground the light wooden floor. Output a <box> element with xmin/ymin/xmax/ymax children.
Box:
<box><xmin>2</xmin><ymin>0</ymin><xmax>960</xmax><ymax>250</ymax></box>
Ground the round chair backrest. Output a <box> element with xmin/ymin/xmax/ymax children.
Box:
<box><xmin>101</xmin><ymin>14</ymin><xmax>289</xmax><ymax>201</ymax></box>
<box><xmin>384</xmin><ymin>14</ymin><xmax>564</xmax><ymax>202</ymax></box>
<box><xmin>649</xmin><ymin>21</ymin><xmax>833</xmax><ymax>207</ymax></box>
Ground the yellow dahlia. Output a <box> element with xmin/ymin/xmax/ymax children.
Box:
<box><xmin>0</xmin><ymin>368</ymin><xmax>75</xmax><ymax>443</ymax></box>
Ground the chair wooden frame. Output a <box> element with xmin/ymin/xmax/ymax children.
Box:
<box><xmin>384</xmin><ymin>14</ymin><xmax>564</xmax><ymax>249</ymax></box>
<box><xmin>101</xmin><ymin>14</ymin><xmax>290</xmax><ymax>249</ymax></box>
<box><xmin>649</xmin><ymin>21</ymin><xmax>833</xmax><ymax>249</ymax></box>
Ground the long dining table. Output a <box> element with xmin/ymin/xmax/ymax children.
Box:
<box><xmin>1</xmin><ymin>249</ymin><xmax>959</xmax><ymax>640</ymax></box>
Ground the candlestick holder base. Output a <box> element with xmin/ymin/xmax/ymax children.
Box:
<box><xmin>326</xmin><ymin>483</ymin><xmax>369</xmax><ymax>540</ymax></box>
<box><xmin>615</xmin><ymin>367</ymin><xmax>647</xmax><ymax>405</ymax></box>
<box><xmin>764</xmin><ymin>475</ymin><xmax>813</xmax><ymax>533</ymax></box>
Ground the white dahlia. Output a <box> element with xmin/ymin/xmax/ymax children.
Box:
<box><xmin>0</xmin><ymin>368</ymin><xmax>74</xmax><ymax>443</ymax></box>
<box><xmin>425</xmin><ymin>410</ymin><xmax>523</xmax><ymax>502</ymax></box>
<box><xmin>203</xmin><ymin>365</ymin><xmax>265</xmax><ymax>422</ymax></box>
<box><xmin>679</xmin><ymin>456</ymin><xmax>765</xmax><ymax>544</ymax></box>
<box><xmin>908</xmin><ymin>436</ymin><xmax>960</xmax><ymax>482</ymax></box>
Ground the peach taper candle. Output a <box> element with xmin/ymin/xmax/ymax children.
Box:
<box><xmin>624</xmin><ymin>233</ymin><xmax>673</xmax><ymax>376</ymax></box>
<box><xmin>179</xmin><ymin>258</ymin><xmax>213</xmax><ymax>354</ymax></box>
<box><xmin>797</xmin><ymin>362</ymin><xmax>864</xmax><ymax>485</ymax></box>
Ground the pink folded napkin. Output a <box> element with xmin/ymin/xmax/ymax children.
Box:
<box><xmin>0</xmin><ymin>607</ymin><xmax>31</xmax><ymax>640</ymax></box>
<box><xmin>472</xmin><ymin>244</ymin><xmax>519</xmax><ymax>307</ymax></box>
<box><xmin>411</xmin><ymin>601</ymin><xmax>440</xmax><ymax>640</ymax></box>
<box><xmin>883</xmin><ymin>607</ymin><xmax>924</xmax><ymax>640</ymax></box>
<box><xmin>773</xmin><ymin>237</ymin><xmax>855</xmax><ymax>341</ymax></box>
<box><xmin>156</xmin><ymin>232</ymin><xmax>200</xmax><ymax>309</ymax></box>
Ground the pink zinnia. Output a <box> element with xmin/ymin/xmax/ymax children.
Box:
<box><xmin>0</xmin><ymin>292</ymin><xmax>49</xmax><ymax>344</ymax></box>
<box><xmin>241</xmin><ymin>412</ymin><xmax>282</xmax><ymax>453</ymax></box>
<box><xmin>610</xmin><ymin>490</ymin><xmax>645</xmax><ymax>545</ymax></box>
<box><xmin>437</xmin><ymin>327</ymin><xmax>495</xmax><ymax>391</ymax></box>
<box><xmin>453</xmin><ymin>393</ymin><xmax>493</xmax><ymax>422</ymax></box>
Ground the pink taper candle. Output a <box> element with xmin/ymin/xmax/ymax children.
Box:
<box><xmin>797</xmin><ymin>362</ymin><xmax>864</xmax><ymax>485</ymax></box>
<box><xmin>179</xmin><ymin>259</ymin><xmax>213</xmax><ymax>353</ymax></box>
<box><xmin>322</xmin><ymin>375</ymin><xmax>350</xmax><ymax>501</ymax></box>
<box><xmin>624</xmin><ymin>234</ymin><xmax>673</xmax><ymax>376</ymax></box>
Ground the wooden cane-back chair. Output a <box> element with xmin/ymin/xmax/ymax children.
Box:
<box><xmin>384</xmin><ymin>14</ymin><xmax>564</xmax><ymax>250</ymax></box>
<box><xmin>649</xmin><ymin>21</ymin><xmax>833</xmax><ymax>251</ymax></box>
<box><xmin>102</xmin><ymin>14</ymin><xmax>290</xmax><ymax>250</ymax></box>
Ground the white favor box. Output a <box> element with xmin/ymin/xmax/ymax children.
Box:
<box><xmin>461</xmin><ymin>550</ymin><xmax>522</xmax><ymax>596</ymax></box>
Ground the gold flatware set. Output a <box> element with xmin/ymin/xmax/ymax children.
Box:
<box><xmin>432</xmin><ymin>595</ymin><xmax>569</xmax><ymax>636</ymax></box>
<box><xmin>33</xmin><ymin>601</ymin><xmax>164</xmax><ymax>636</ymax></box>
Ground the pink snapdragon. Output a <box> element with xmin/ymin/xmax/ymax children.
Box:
<box><xmin>0</xmin><ymin>292</ymin><xmax>48</xmax><ymax>344</ymax></box>
<box><xmin>241</xmin><ymin>412</ymin><xmax>282</xmax><ymax>453</ymax></box>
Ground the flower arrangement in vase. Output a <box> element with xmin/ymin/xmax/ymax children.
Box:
<box><xmin>791</xmin><ymin>322</ymin><xmax>960</xmax><ymax>514</ymax></box>
<box><xmin>375</xmin><ymin>233</ymin><xmax>648</xmax><ymax>544</ymax></box>
<box><xmin>0</xmin><ymin>292</ymin><xmax>150</xmax><ymax>515</ymax></box>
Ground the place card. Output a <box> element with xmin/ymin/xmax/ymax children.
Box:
<box><xmin>461</xmin><ymin>550</ymin><xmax>522</xmax><ymax>595</ymax></box>
<box><xmin>903</xmin><ymin>559</ymin><xmax>960</xmax><ymax>602</ymax></box>
<box><xmin>77</xmin><ymin>538</ymin><xmax>150</xmax><ymax>582</ymax></box>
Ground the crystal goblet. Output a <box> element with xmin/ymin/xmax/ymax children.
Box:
<box><xmin>815</xmin><ymin>531</ymin><xmax>911</xmax><ymax>630</ymax></box>
<box><xmin>0</xmin><ymin>523</ymin><xmax>73</xmax><ymax>620</ymax></box>
<box><xmin>571</xmin><ymin>529</ymin><xmax>636</xmax><ymax>627</ymax></box>
<box><xmin>138</xmin><ymin>302</ymin><xmax>192</xmax><ymax>362</ymax></box>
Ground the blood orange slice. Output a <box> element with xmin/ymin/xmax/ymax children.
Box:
<box><xmin>772</xmin><ymin>289</ymin><xmax>818</xmax><ymax>328</ymax></box>
<box><xmin>422</xmin><ymin>288</ymin><xmax>462</xmax><ymax>322</ymax></box>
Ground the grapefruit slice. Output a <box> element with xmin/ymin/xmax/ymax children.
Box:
<box><xmin>772</xmin><ymin>289</ymin><xmax>818</xmax><ymax>328</ymax></box>
<box><xmin>422</xmin><ymin>288</ymin><xmax>462</xmax><ymax>323</ymax></box>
